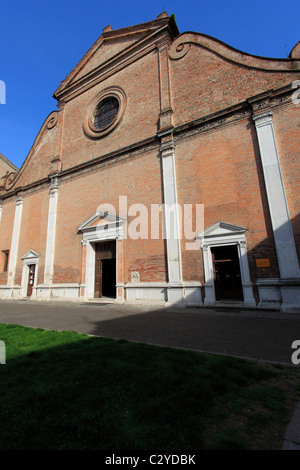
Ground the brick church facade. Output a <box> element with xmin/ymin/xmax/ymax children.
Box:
<box><xmin>0</xmin><ymin>12</ymin><xmax>299</xmax><ymax>311</ymax></box>
<box><xmin>0</xmin><ymin>153</ymin><xmax>18</xmax><ymax>181</ymax></box>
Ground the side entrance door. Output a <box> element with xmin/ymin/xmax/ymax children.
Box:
<box><xmin>27</xmin><ymin>264</ymin><xmax>36</xmax><ymax>297</ymax></box>
<box><xmin>211</xmin><ymin>245</ymin><xmax>243</xmax><ymax>301</ymax></box>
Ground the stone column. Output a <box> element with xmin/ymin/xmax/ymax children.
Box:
<box><xmin>253</xmin><ymin>111</ymin><xmax>300</xmax><ymax>311</ymax></box>
<box><xmin>7</xmin><ymin>197</ymin><xmax>23</xmax><ymax>286</ymax></box>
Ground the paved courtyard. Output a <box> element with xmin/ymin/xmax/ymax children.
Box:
<box><xmin>0</xmin><ymin>299</ymin><xmax>299</xmax><ymax>366</ymax></box>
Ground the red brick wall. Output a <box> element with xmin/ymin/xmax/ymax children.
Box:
<box><xmin>11</xmin><ymin>122</ymin><xmax>58</xmax><ymax>188</ymax></box>
<box><xmin>1</xmin><ymin>23</ymin><xmax>299</xmax><ymax>295</ymax></box>
<box><xmin>273</xmin><ymin>103</ymin><xmax>300</xmax><ymax>261</ymax></box>
<box><xmin>53</xmin><ymin>147</ymin><xmax>167</xmax><ymax>285</ymax></box>
<box><xmin>0</xmin><ymin>198</ymin><xmax>15</xmax><ymax>284</ymax></box>
<box><xmin>175</xmin><ymin>115</ymin><xmax>281</xmax><ymax>283</ymax></box>
<box><xmin>0</xmin><ymin>157</ymin><xmax>16</xmax><ymax>178</ymax></box>
<box><xmin>14</xmin><ymin>188</ymin><xmax>49</xmax><ymax>286</ymax></box>
<box><xmin>170</xmin><ymin>44</ymin><xmax>297</xmax><ymax>127</ymax></box>
<box><xmin>60</xmin><ymin>50</ymin><xmax>161</xmax><ymax>172</ymax></box>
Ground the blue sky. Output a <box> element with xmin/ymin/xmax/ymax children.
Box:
<box><xmin>1</xmin><ymin>0</ymin><xmax>299</xmax><ymax>169</ymax></box>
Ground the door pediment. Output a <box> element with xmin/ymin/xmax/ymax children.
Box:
<box><xmin>197</xmin><ymin>221</ymin><xmax>247</xmax><ymax>239</ymax></box>
<box><xmin>78</xmin><ymin>210</ymin><xmax>126</xmax><ymax>233</ymax></box>
<box><xmin>21</xmin><ymin>250</ymin><xmax>39</xmax><ymax>261</ymax></box>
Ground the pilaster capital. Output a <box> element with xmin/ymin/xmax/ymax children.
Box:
<box><xmin>160</xmin><ymin>139</ymin><xmax>175</xmax><ymax>158</ymax></box>
<box><xmin>252</xmin><ymin>110</ymin><xmax>273</xmax><ymax>126</ymax></box>
<box><xmin>15</xmin><ymin>196</ymin><xmax>23</xmax><ymax>206</ymax></box>
<box><xmin>49</xmin><ymin>174</ymin><xmax>59</xmax><ymax>193</ymax></box>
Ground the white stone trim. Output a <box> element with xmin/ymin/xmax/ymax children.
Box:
<box><xmin>253</xmin><ymin>111</ymin><xmax>300</xmax><ymax>279</ymax></box>
<box><xmin>124</xmin><ymin>281</ymin><xmax>202</xmax><ymax>305</ymax></box>
<box><xmin>0</xmin><ymin>285</ymin><xmax>21</xmax><ymax>298</ymax></box>
<box><xmin>160</xmin><ymin>141</ymin><xmax>184</xmax><ymax>304</ymax></box>
<box><xmin>280</xmin><ymin>279</ymin><xmax>300</xmax><ymax>313</ymax></box>
<box><xmin>198</xmin><ymin>222</ymin><xmax>256</xmax><ymax>307</ymax></box>
<box><xmin>256</xmin><ymin>278</ymin><xmax>281</xmax><ymax>310</ymax></box>
<box><xmin>79</xmin><ymin>212</ymin><xmax>124</xmax><ymax>301</ymax></box>
<box><xmin>44</xmin><ymin>176</ymin><xmax>59</xmax><ymax>285</ymax></box>
<box><xmin>7</xmin><ymin>197</ymin><xmax>23</xmax><ymax>285</ymax></box>
<box><xmin>21</xmin><ymin>250</ymin><xmax>39</xmax><ymax>298</ymax></box>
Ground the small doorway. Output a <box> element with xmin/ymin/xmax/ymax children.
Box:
<box><xmin>94</xmin><ymin>241</ymin><xmax>116</xmax><ymax>298</ymax></box>
<box><xmin>27</xmin><ymin>264</ymin><xmax>36</xmax><ymax>297</ymax></box>
<box><xmin>211</xmin><ymin>245</ymin><xmax>243</xmax><ymax>301</ymax></box>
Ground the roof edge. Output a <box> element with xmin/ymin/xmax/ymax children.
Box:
<box><xmin>0</xmin><ymin>153</ymin><xmax>18</xmax><ymax>172</ymax></box>
<box><xmin>53</xmin><ymin>13</ymin><xmax>179</xmax><ymax>100</ymax></box>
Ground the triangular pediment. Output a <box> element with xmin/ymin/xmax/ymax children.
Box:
<box><xmin>53</xmin><ymin>14</ymin><xmax>178</xmax><ymax>101</ymax></box>
<box><xmin>78</xmin><ymin>210</ymin><xmax>126</xmax><ymax>232</ymax></box>
<box><xmin>69</xmin><ymin>31</ymin><xmax>150</xmax><ymax>84</ymax></box>
<box><xmin>198</xmin><ymin>221</ymin><xmax>247</xmax><ymax>239</ymax></box>
<box><xmin>21</xmin><ymin>250</ymin><xmax>39</xmax><ymax>260</ymax></box>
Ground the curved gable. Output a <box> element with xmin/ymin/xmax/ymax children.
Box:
<box><xmin>2</xmin><ymin>111</ymin><xmax>60</xmax><ymax>192</ymax></box>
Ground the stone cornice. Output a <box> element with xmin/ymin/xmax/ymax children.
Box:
<box><xmin>173</xmin><ymin>82</ymin><xmax>297</xmax><ymax>142</ymax></box>
<box><xmin>1</xmin><ymin>83</ymin><xmax>295</xmax><ymax>201</ymax></box>
<box><xmin>169</xmin><ymin>32</ymin><xmax>300</xmax><ymax>72</ymax></box>
<box><xmin>54</xmin><ymin>40</ymin><xmax>159</xmax><ymax>103</ymax></box>
<box><xmin>0</xmin><ymin>111</ymin><xmax>59</xmax><ymax>195</ymax></box>
<box><xmin>0</xmin><ymin>153</ymin><xmax>18</xmax><ymax>172</ymax></box>
<box><xmin>53</xmin><ymin>17</ymin><xmax>178</xmax><ymax>103</ymax></box>
<box><xmin>1</xmin><ymin>135</ymin><xmax>159</xmax><ymax>201</ymax></box>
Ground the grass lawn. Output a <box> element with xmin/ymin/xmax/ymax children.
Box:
<box><xmin>0</xmin><ymin>323</ymin><xmax>299</xmax><ymax>450</ymax></box>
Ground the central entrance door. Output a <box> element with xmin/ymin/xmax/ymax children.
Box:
<box><xmin>94</xmin><ymin>241</ymin><xmax>116</xmax><ymax>298</ymax></box>
<box><xmin>211</xmin><ymin>245</ymin><xmax>243</xmax><ymax>301</ymax></box>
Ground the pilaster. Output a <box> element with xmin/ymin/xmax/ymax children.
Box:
<box><xmin>157</xmin><ymin>42</ymin><xmax>173</xmax><ymax>131</ymax></box>
<box><xmin>159</xmin><ymin>134</ymin><xmax>184</xmax><ymax>304</ymax></box>
<box><xmin>44</xmin><ymin>175</ymin><xmax>59</xmax><ymax>286</ymax></box>
<box><xmin>7</xmin><ymin>196</ymin><xmax>23</xmax><ymax>286</ymax></box>
<box><xmin>253</xmin><ymin>111</ymin><xmax>300</xmax><ymax>312</ymax></box>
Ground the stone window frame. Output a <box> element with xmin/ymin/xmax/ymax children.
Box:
<box><xmin>83</xmin><ymin>86</ymin><xmax>127</xmax><ymax>139</ymax></box>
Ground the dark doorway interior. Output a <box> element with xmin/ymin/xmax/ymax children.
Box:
<box><xmin>211</xmin><ymin>245</ymin><xmax>243</xmax><ymax>301</ymax></box>
<box><xmin>94</xmin><ymin>241</ymin><xmax>116</xmax><ymax>298</ymax></box>
<box><xmin>101</xmin><ymin>259</ymin><xmax>116</xmax><ymax>298</ymax></box>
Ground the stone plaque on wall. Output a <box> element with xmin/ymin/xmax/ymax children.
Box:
<box><xmin>131</xmin><ymin>271</ymin><xmax>140</xmax><ymax>283</ymax></box>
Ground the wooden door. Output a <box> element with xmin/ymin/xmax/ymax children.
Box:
<box><xmin>27</xmin><ymin>264</ymin><xmax>35</xmax><ymax>297</ymax></box>
<box><xmin>94</xmin><ymin>250</ymin><xmax>102</xmax><ymax>298</ymax></box>
<box><xmin>94</xmin><ymin>241</ymin><xmax>116</xmax><ymax>298</ymax></box>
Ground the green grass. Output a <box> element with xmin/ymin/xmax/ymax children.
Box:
<box><xmin>0</xmin><ymin>323</ymin><xmax>299</xmax><ymax>450</ymax></box>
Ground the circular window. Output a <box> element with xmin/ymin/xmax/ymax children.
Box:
<box><xmin>83</xmin><ymin>87</ymin><xmax>126</xmax><ymax>139</ymax></box>
<box><xmin>93</xmin><ymin>97</ymin><xmax>119</xmax><ymax>130</ymax></box>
